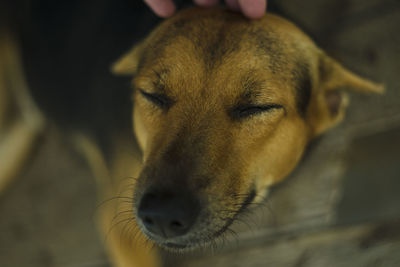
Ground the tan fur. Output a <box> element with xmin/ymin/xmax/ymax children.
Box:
<box><xmin>91</xmin><ymin>8</ymin><xmax>384</xmax><ymax>267</ymax></box>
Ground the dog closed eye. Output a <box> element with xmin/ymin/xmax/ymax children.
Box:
<box><xmin>230</xmin><ymin>104</ymin><xmax>284</xmax><ymax>119</ymax></box>
<box><xmin>138</xmin><ymin>89</ymin><xmax>173</xmax><ymax>109</ymax></box>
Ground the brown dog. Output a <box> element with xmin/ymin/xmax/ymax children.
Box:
<box><xmin>84</xmin><ymin>7</ymin><xmax>383</xmax><ymax>267</ymax></box>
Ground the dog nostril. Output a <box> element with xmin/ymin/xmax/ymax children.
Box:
<box><xmin>170</xmin><ymin>220</ymin><xmax>184</xmax><ymax>229</ymax></box>
<box><xmin>143</xmin><ymin>217</ymin><xmax>154</xmax><ymax>225</ymax></box>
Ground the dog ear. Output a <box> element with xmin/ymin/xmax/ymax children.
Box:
<box><xmin>307</xmin><ymin>51</ymin><xmax>384</xmax><ymax>137</ymax></box>
<box><xmin>111</xmin><ymin>40</ymin><xmax>146</xmax><ymax>75</ymax></box>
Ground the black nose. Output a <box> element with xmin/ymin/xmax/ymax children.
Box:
<box><xmin>137</xmin><ymin>188</ymin><xmax>200</xmax><ymax>239</ymax></box>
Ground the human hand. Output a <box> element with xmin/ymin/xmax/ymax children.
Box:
<box><xmin>144</xmin><ymin>0</ymin><xmax>267</xmax><ymax>19</ymax></box>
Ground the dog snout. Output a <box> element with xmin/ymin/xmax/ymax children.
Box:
<box><xmin>137</xmin><ymin>188</ymin><xmax>200</xmax><ymax>239</ymax></box>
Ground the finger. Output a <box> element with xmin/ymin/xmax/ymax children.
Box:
<box><xmin>225</xmin><ymin>0</ymin><xmax>240</xmax><ymax>11</ymax></box>
<box><xmin>194</xmin><ymin>0</ymin><xmax>220</xmax><ymax>7</ymax></box>
<box><xmin>238</xmin><ymin>0</ymin><xmax>266</xmax><ymax>19</ymax></box>
<box><xmin>144</xmin><ymin>0</ymin><xmax>176</xmax><ymax>17</ymax></box>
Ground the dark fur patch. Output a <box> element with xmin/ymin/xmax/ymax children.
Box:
<box><xmin>201</xmin><ymin>23</ymin><xmax>246</xmax><ymax>69</ymax></box>
<box><xmin>202</xmin><ymin>29</ymin><xmax>233</xmax><ymax>69</ymax></box>
<box><xmin>291</xmin><ymin>61</ymin><xmax>311</xmax><ymax>116</ymax></box>
<box><xmin>248</xmin><ymin>28</ymin><xmax>284</xmax><ymax>74</ymax></box>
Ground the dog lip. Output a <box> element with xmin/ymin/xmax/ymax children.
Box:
<box><xmin>139</xmin><ymin>224</ymin><xmax>191</xmax><ymax>248</ymax></box>
<box><xmin>210</xmin><ymin>188</ymin><xmax>257</xmax><ymax>239</ymax></box>
<box><xmin>163</xmin><ymin>242</ymin><xmax>188</xmax><ymax>249</ymax></box>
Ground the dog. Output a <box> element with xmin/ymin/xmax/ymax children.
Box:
<box><xmin>89</xmin><ymin>7</ymin><xmax>383</xmax><ymax>267</ymax></box>
<box><xmin>0</xmin><ymin>6</ymin><xmax>383</xmax><ymax>267</ymax></box>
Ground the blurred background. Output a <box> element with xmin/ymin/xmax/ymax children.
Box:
<box><xmin>0</xmin><ymin>0</ymin><xmax>399</xmax><ymax>266</ymax></box>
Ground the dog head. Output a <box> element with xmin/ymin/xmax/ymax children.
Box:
<box><xmin>113</xmin><ymin>8</ymin><xmax>383</xmax><ymax>250</ymax></box>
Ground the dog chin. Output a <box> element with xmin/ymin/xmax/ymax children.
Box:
<box><xmin>142</xmin><ymin>229</ymin><xmax>218</xmax><ymax>252</ymax></box>
<box><xmin>140</xmin><ymin>219</ymin><xmax>235</xmax><ymax>252</ymax></box>
<box><xmin>156</xmin><ymin>236</ymin><xmax>220</xmax><ymax>253</ymax></box>
<box><xmin>158</xmin><ymin>241</ymin><xmax>196</xmax><ymax>252</ymax></box>
<box><xmin>145</xmin><ymin>235</ymin><xmax>205</xmax><ymax>253</ymax></box>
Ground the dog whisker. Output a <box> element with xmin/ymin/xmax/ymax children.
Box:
<box><xmin>117</xmin><ymin>200</ymin><xmax>135</xmax><ymax>205</ymax></box>
<box><xmin>105</xmin><ymin>216</ymin><xmax>135</xmax><ymax>244</ymax></box>
<box><xmin>120</xmin><ymin>217</ymin><xmax>135</xmax><ymax>247</ymax></box>
<box><xmin>117</xmin><ymin>184</ymin><xmax>135</xmax><ymax>192</ymax></box>
<box><xmin>130</xmin><ymin>224</ymin><xmax>142</xmax><ymax>249</ymax></box>
<box><xmin>110</xmin><ymin>209</ymin><xmax>133</xmax><ymax>222</ymax></box>
<box><xmin>95</xmin><ymin>196</ymin><xmax>135</xmax><ymax>210</ymax></box>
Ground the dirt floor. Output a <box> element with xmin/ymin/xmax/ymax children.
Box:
<box><xmin>1</xmin><ymin>0</ymin><xmax>400</xmax><ymax>266</ymax></box>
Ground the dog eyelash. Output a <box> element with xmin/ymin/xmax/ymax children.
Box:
<box><xmin>138</xmin><ymin>89</ymin><xmax>172</xmax><ymax>109</ymax></box>
<box><xmin>232</xmin><ymin>104</ymin><xmax>283</xmax><ymax>119</ymax></box>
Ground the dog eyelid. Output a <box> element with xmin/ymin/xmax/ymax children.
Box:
<box><xmin>231</xmin><ymin>104</ymin><xmax>284</xmax><ymax>119</ymax></box>
<box><xmin>138</xmin><ymin>89</ymin><xmax>173</xmax><ymax>109</ymax></box>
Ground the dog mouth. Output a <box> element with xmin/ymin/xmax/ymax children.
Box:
<box><xmin>143</xmin><ymin>189</ymin><xmax>257</xmax><ymax>252</ymax></box>
<box><xmin>163</xmin><ymin>242</ymin><xmax>189</xmax><ymax>250</ymax></box>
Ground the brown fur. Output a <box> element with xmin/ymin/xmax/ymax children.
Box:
<box><xmin>95</xmin><ymin>7</ymin><xmax>383</xmax><ymax>267</ymax></box>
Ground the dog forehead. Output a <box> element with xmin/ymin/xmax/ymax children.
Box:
<box><xmin>142</xmin><ymin>11</ymin><xmax>315</xmax><ymax>81</ymax></box>
<box><xmin>150</xmin><ymin>14</ymin><xmax>285</xmax><ymax>67</ymax></box>
<box><xmin>140</xmin><ymin>17</ymin><xmax>285</xmax><ymax>90</ymax></box>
